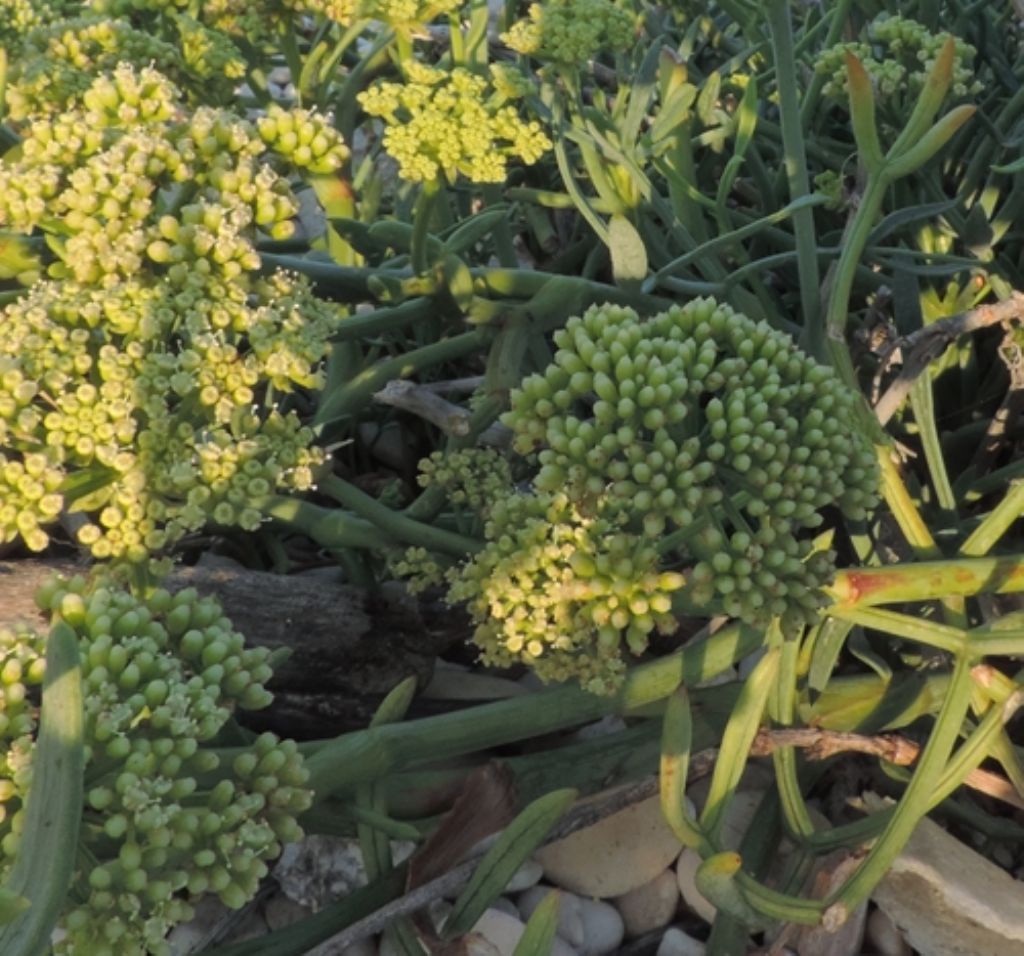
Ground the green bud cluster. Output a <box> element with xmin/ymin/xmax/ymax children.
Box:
<box><xmin>387</xmin><ymin>449</ymin><xmax>512</xmax><ymax>593</ymax></box>
<box><xmin>815</xmin><ymin>16</ymin><xmax>980</xmax><ymax>105</ymax></box>
<box><xmin>173</xmin><ymin>12</ymin><xmax>247</xmax><ymax>84</ymax></box>
<box><xmin>0</xmin><ymin>66</ymin><xmax>344</xmax><ymax>562</ymax></box>
<box><xmin>406</xmin><ymin>300</ymin><xmax>878</xmax><ymax>691</ymax></box>
<box><xmin>4</xmin><ymin>16</ymin><xmax>187</xmax><ymax>121</ymax></box>
<box><xmin>257</xmin><ymin>104</ymin><xmax>351</xmax><ymax>175</ymax></box>
<box><xmin>416</xmin><ymin>448</ymin><xmax>514</xmax><ymax>517</ymax></box>
<box><xmin>274</xmin><ymin>0</ymin><xmax>462</xmax><ymax>29</ymax></box>
<box><xmin>501</xmin><ymin>0</ymin><xmax>637</xmax><ymax>65</ymax></box>
<box><xmin>0</xmin><ymin>575</ymin><xmax>312</xmax><ymax>956</ymax></box>
<box><xmin>358</xmin><ymin>60</ymin><xmax>552</xmax><ymax>184</ymax></box>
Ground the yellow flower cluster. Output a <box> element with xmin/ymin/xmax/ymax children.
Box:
<box><xmin>359</xmin><ymin>63</ymin><xmax>551</xmax><ymax>184</ymax></box>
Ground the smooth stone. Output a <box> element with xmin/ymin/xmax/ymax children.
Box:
<box><xmin>262</xmin><ymin>892</ymin><xmax>311</xmax><ymax>931</ymax></box>
<box><xmin>505</xmin><ymin>859</ymin><xmax>544</xmax><ymax>893</ymax></box>
<box><xmin>656</xmin><ymin>927</ymin><xmax>706</xmax><ymax>956</ymax></box>
<box><xmin>872</xmin><ymin>815</ymin><xmax>1024</xmax><ymax>955</ymax></box>
<box><xmin>472</xmin><ymin>908</ymin><xmax>577</xmax><ymax>956</ymax></box>
<box><xmin>675</xmin><ymin>849</ymin><xmax>716</xmax><ymax>924</ymax></box>
<box><xmin>865</xmin><ymin>908</ymin><xmax>912</xmax><ymax>956</ymax></box>
<box><xmin>675</xmin><ymin>789</ymin><xmax>765</xmax><ymax>924</ymax></box>
<box><xmin>516</xmin><ymin>888</ymin><xmax>622</xmax><ymax>955</ymax></box>
<box><xmin>491</xmin><ymin>896</ymin><xmax>521</xmax><ymax>919</ymax></box>
<box><xmin>274</xmin><ymin>837</ymin><xmax>367</xmax><ymax>909</ymax></box>
<box><xmin>614</xmin><ymin>869</ymin><xmax>680</xmax><ymax>937</ymax></box>
<box><xmin>576</xmin><ymin>897</ymin><xmax>625</xmax><ymax>955</ymax></box>
<box><xmin>518</xmin><ymin>886</ymin><xmax>584</xmax><ymax>947</ymax></box>
<box><xmin>535</xmin><ymin>795</ymin><xmax>683</xmax><ymax>898</ymax></box>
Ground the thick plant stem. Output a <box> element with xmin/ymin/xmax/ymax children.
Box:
<box><xmin>823</xmin><ymin>653</ymin><xmax>975</xmax><ymax>924</ymax></box>
<box><xmin>411</xmin><ymin>178</ymin><xmax>443</xmax><ymax>274</ymax></box>
<box><xmin>319</xmin><ymin>474</ymin><xmax>481</xmax><ymax>556</ymax></box>
<box><xmin>827</xmin><ymin>554</ymin><xmax>1024</xmax><ymax>607</ymax></box>
<box><xmin>305</xmin><ymin>622</ymin><xmax>764</xmax><ymax>796</ymax></box>
<box><xmin>766</xmin><ymin>0</ymin><xmax>822</xmax><ymax>357</ymax></box>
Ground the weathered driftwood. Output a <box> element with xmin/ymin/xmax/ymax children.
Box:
<box><xmin>0</xmin><ymin>559</ymin><xmax>466</xmax><ymax>736</ymax></box>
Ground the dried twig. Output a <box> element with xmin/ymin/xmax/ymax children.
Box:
<box><xmin>752</xmin><ymin>727</ymin><xmax>1024</xmax><ymax>811</ymax></box>
<box><xmin>873</xmin><ymin>292</ymin><xmax>1024</xmax><ymax>425</ymax></box>
<box><xmin>373</xmin><ymin>380</ymin><xmax>511</xmax><ymax>446</ymax></box>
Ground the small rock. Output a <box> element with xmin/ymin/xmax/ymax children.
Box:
<box><xmin>576</xmin><ymin>897</ymin><xmax>624</xmax><ymax>955</ymax></box>
<box><xmin>471</xmin><ymin>908</ymin><xmax>577</xmax><ymax>956</ymax></box>
<box><xmin>614</xmin><ymin>869</ymin><xmax>680</xmax><ymax>937</ymax></box>
<box><xmin>491</xmin><ymin>896</ymin><xmax>521</xmax><ymax>919</ymax></box>
<box><xmin>656</xmin><ymin>927</ymin><xmax>706</xmax><ymax>956</ymax></box>
<box><xmin>535</xmin><ymin>795</ymin><xmax>683</xmax><ymax>898</ymax></box>
<box><xmin>675</xmin><ymin>790</ymin><xmax>766</xmax><ymax>924</ymax></box>
<box><xmin>519</xmin><ymin>886</ymin><xmax>584</xmax><ymax>946</ymax></box>
<box><xmin>274</xmin><ymin>837</ymin><xmax>367</xmax><ymax>910</ymax></box>
<box><xmin>505</xmin><ymin>859</ymin><xmax>544</xmax><ymax>893</ymax></box>
<box><xmin>865</xmin><ymin>908</ymin><xmax>912</xmax><ymax>956</ymax></box>
<box><xmin>675</xmin><ymin>849</ymin><xmax>716</xmax><ymax>924</ymax></box>
<box><xmin>872</xmin><ymin>815</ymin><xmax>1024</xmax><ymax>955</ymax></box>
<box><xmin>262</xmin><ymin>892</ymin><xmax>311</xmax><ymax>931</ymax></box>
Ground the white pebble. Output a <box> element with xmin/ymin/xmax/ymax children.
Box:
<box><xmin>505</xmin><ymin>859</ymin><xmax>544</xmax><ymax>893</ymax></box>
<box><xmin>576</xmin><ymin>897</ymin><xmax>624</xmax><ymax>955</ymax></box>
<box><xmin>490</xmin><ymin>896</ymin><xmax>520</xmax><ymax>919</ymax></box>
<box><xmin>518</xmin><ymin>886</ymin><xmax>584</xmax><ymax>947</ymax></box>
<box><xmin>472</xmin><ymin>908</ymin><xmax>578</xmax><ymax>956</ymax></box>
<box><xmin>516</xmin><ymin>888</ymin><xmax>622</xmax><ymax>954</ymax></box>
<box><xmin>656</xmin><ymin>927</ymin><xmax>706</xmax><ymax>956</ymax></box>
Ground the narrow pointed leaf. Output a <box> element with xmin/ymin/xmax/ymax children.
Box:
<box><xmin>512</xmin><ymin>890</ymin><xmax>561</xmax><ymax>956</ymax></box>
<box><xmin>888</xmin><ymin>36</ymin><xmax>959</xmax><ymax>158</ymax></box>
<box><xmin>660</xmin><ymin>688</ymin><xmax>704</xmax><ymax>848</ymax></box>
<box><xmin>699</xmin><ymin>648</ymin><xmax>779</xmax><ymax>842</ymax></box>
<box><xmin>443</xmin><ymin>788</ymin><xmax>577</xmax><ymax>938</ymax></box>
<box><xmin>845</xmin><ymin>52</ymin><xmax>884</xmax><ymax>172</ymax></box>
<box><xmin>0</xmin><ymin>620</ymin><xmax>84</xmax><ymax>956</ymax></box>
<box><xmin>886</xmin><ymin>105</ymin><xmax>977</xmax><ymax>180</ymax></box>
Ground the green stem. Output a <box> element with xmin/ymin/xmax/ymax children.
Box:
<box><xmin>766</xmin><ymin>0</ymin><xmax>822</xmax><ymax>357</ymax></box>
<box><xmin>319</xmin><ymin>473</ymin><xmax>481</xmax><ymax>556</ymax></box>
<box><xmin>304</xmin><ymin>622</ymin><xmax>764</xmax><ymax>796</ymax></box>
<box><xmin>824</xmin><ymin>173</ymin><xmax>890</xmax><ymax>389</ymax></box>
<box><xmin>827</xmin><ymin>554</ymin><xmax>1024</xmax><ymax>607</ymax></box>
<box><xmin>411</xmin><ymin>178</ymin><xmax>443</xmax><ymax>274</ymax></box>
<box><xmin>824</xmin><ymin>653</ymin><xmax>975</xmax><ymax>921</ymax></box>
<box><xmin>314</xmin><ymin>328</ymin><xmax>490</xmax><ymax>427</ymax></box>
<box><xmin>960</xmin><ymin>481</ymin><xmax>1024</xmax><ymax>557</ymax></box>
<box><xmin>771</xmin><ymin>636</ymin><xmax>817</xmax><ymax>839</ymax></box>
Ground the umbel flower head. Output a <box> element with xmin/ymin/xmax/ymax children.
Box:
<box><xmin>0</xmin><ymin>574</ymin><xmax>311</xmax><ymax>955</ymax></box>
<box><xmin>406</xmin><ymin>300</ymin><xmax>878</xmax><ymax>693</ymax></box>
<box><xmin>501</xmin><ymin>0</ymin><xmax>637</xmax><ymax>65</ymax></box>
<box><xmin>358</xmin><ymin>61</ymin><xmax>552</xmax><ymax>184</ymax></box>
<box><xmin>814</xmin><ymin>15</ymin><xmax>980</xmax><ymax>106</ymax></box>
<box><xmin>0</xmin><ymin>65</ymin><xmax>348</xmax><ymax>563</ymax></box>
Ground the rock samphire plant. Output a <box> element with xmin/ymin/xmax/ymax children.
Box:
<box><xmin>5</xmin><ymin>0</ymin><xmax>1024</xmax><ymax>953</ymax></box>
